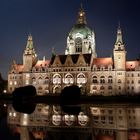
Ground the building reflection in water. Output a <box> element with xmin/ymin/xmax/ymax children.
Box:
<box><xmin>7</xmin><ymin>103</ymin><xmax>140</xmax><ymax>140</ymax></box>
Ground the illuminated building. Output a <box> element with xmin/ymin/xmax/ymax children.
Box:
<box><xmin>7</xmin><ymin>6</ymin><xmax>140</xmax><ymax>96</ymax></box>
<box><xmin>7</xmin><ymin>5</ymin><xmax>140</xmax><ymax>140</ymax></box>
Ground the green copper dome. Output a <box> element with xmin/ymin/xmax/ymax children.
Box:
<box><xmin>69</xmin><ymin>24</ymin><xmax>93</xmax><ymax>39</ymax></box>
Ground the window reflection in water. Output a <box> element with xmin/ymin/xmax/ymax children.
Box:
<box><xmin>5</xmin><ymin>104</ymin><xmax>140</xmax><ymax>140</ymax></box>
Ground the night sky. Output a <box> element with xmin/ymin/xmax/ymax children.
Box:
<box><xmin>0</xmin><ymin>0</ymin><xmax>140</xmax><ymax>79</ymax></box>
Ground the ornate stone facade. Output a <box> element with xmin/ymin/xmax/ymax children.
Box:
<box><xmin>8</xmin><ymin>6</ymin><xmax>140</xmax><ymax>96</ymax></box>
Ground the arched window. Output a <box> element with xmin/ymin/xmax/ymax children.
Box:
<box><xmin>32</xmin><ymin>77</ymin><xmax>36</xmax><ymax>85</ymax></box>
<box><xmin>64</xmin><ymin>74</ymin><xmax>74</xmax><ymax>84</ymax></box>
<box><xmin>44</xmin><ymin>77</ymin><xmax>49</xmax><ymax>84</ymax></box>
<box><xmin>108</xmin><ymin>86</ymin><xmax>112</xmax><ymax>90</ymax></box>
<box><xmin>92</xmin><ymin>76</ymin><xmax>98</xmax><ymax>83</ymax></box>
<box><xmin>44</xmin><ymin>87</ymin><xmax>49</xmax><ymax>94</ymax></box>
<box><xmin>100</xmin><ymin>86</ymin><xmax>105</xmax><ymax>90</ymax></box>
<box><xmin>108</xmin><ymin>76</ymin><xmax>113</xmax><ymax>83</ymax></box>
<box><xmin>75</xmin><ymin>37</ymin><xmax>82</xmax><ymax>53</ymax></box>
<box><xmin>100</xmin><ymin>76</ymin><xmax>105</xmax><ymax>83</ymax></box>
<box><xmin>78</xmin><ymin>112</ymin><xmax>88</xmax><ymax>126</ymax></box>
<box><xmin>118</xmin><ymin>79</ymin><xmax>121</xmax><ymax>83</ymax></box>
<box><xmin>52</xmin><ymin>115</ymin><xmax>61</xmax><ymax>126</ymax></box>
<box><xmin>63</xmin><ymin>115</ymin><xmax>75</xmax><ymax>126</ymax></box>
<box><xmin>53</xmin><ymin>74</ymin><xmax>61</xmax><ymax>84</ymax></box>
<box><xmin>53</xmin><ymin>86</ymin><xmax>61</xmax><ymax>94</ymax></box>
<box><xmin>38</xmin><ymin>77</ymin><xmax>43</xmax><ymax>84</ymax></box>
<box><xmin>93</xmin><ymin>86</ymin><xmax>97</xmax><ymax>90</ymax></box>
<box><xmin>77</xmin><ymin>73</ymin><xmax>86</xmax><ymax>84</ymax></box>
<box><xmin>38</xmin><ymin>86</ymin><xmax>43</xmax><ymax>95</ymax></box>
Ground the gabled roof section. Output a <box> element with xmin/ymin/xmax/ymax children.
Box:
<box><xmin>34</xmin><ymin>60</ymin><xmax>50</xmax><ymax>68</ymax></box>
<box><xmin>76</xmin><ymin>53</ymin><xmax>87</xmax><ymax>65</ymax></box>
<box><xmin>11</xmin><ymin>64</ymin><xmax>24</xmax><ymax>73</ymax></box>
<box><xmin>9</xmin><ymin>60</ymin><xmax>24</xmax><ymax>73</ymax></box>
<box><xmin>16</xmin><ymin>64</ymin><xmax>24</xmax><ymax>73</ymax></box>
<box><xmin>64</xmin><ymin>55</ymin><xmax>74</xmax><ymax>65</ymax></box>
<box><xmin>59</xmin><ymin>55</ymin><xmax>67</xmax><ymax>64</ymax></box>
<box><xmin>93</xmin><ymin>57</ymin><xmax>113</xmax><ymax>68</ymax></box>
<box><xmin>71</xmin><ymin>54</ymin><xmax>79</xmax><ymax>64</ymax></box>
<box><xmin>51</xmin><ymin>55</ymin><xmax>62</xmax><ymax>66</ymax></box>
<box><xmin>50</xmin><ymin>54</ymin><xmax>92</xmax><ymax>66</ymax></box>
<box><xmin>83</xmin><ymin>54</ymin><xmax>92</xmax><ymax>64</ymax></box>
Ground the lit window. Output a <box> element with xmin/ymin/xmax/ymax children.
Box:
<box><xmin>78</xmin><ymin>112</ymin><xmax>88</xmax><ymax>126</ymax></box>
<box><xmin>13</xmin><ymin>112</ymin><xmax>16</xmax><ymax>117</ymax></box>
<box><xmin>77</xmin><ymin>74</ymin><xmax>86</xmax><ymax>84</ymax></box>
<box><xmin>9</xmin><ymin>112</ymin><xmax>12</xmax><ymax>117</ymax></box>
<box><xmin>25</xmin><ymin>80</ymin><xmax>29</xmax><ymax>85</ymax></box>
<box><xmin>64</xmin><ymin>74</ymin><xmax>74</xmax><ymax>84</ymax></box>
<box><xmin>9</xmin><ymin>81</ymin><xmax>12</xmax><ymax>85</ymax></box>
<box><xmin>64</xmin><ymin>115</ymin><xmax>75</xmax><ymax>126</ymax></box>
<box><xmin>52</xmin><ymin>115</ymin><xmax>61</xmax><ymax>126</ymax></box>
<box><xmin>23</xmin><ymin>114</ymin><xmax>28</xmax><ymax>118</ymax></box>
<box><xmin>26</xmin><ymin>74</ymin><xmax>30</xmax><ymax>78</ymax></box>
<box><xmin>14</xmin><ymin>81</ymin><xmax>17</xmax><ymax>85</ymax></box>
<box><xmin>53</xmin><ymin>75</ymin><xmax>61</xmax><ymax>84</ymax></box>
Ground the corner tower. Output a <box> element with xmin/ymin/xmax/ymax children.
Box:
<box><xmin>65</xmin><ymin>5</ymin><xmax>97</xmax><ymax>57</ymax></box>
<box><xmin>113</xmin><ymin>25</ymin><xmax>126</xmax><ymax>70</ymax></box>
<box><xmin>23</xmin><ymin>34</ymin><xmax>37</xmax><ymax>72</ymax></box>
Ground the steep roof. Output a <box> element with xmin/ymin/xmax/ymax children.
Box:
<box><xmin>93</xmin><ymin>57</ymin><xmax>113</xmax><ymax>68</ymax></box>
<box><xmin>50</xmin><ymin>54</ymin><xmax>92</xmax><ymax>65</ymax></box>
<box><xmin>126</xmin><ymin>60</ymin><xmax>139</xmax><ymax>70</ymax></box>
<box><xmin>34</xmin><ymin>60</ymin><xmax>50</xmax><ymax>68</ymax></box>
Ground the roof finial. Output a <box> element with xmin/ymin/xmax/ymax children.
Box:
<box><xmin>77</xmin><ymin>4</ymin><xmax>87</xmax><ymax>25</ymax></box>
<box><xmin>115</xmin><ymin>22</ymin><xmax>123</xmax><ymax>44</ymax></box>
<box><xmin>80</xmin><ymin>3</ymin><xmax>83</xmax><ymax>10</ymax></box>
<box><xmin>118</xmin><ymin>21</ymin><xmax>121</xmax><ymax>30</ymax></box>
<box><xmin>28</xmin><ymin>33</ymin><xmax>32</xmax><ymax>41</ymax></box>
<box><xmin>52</xmin><ymin>47</ymin><xmax>56</xmax><ymax>57</ymax></box>
<box><xmin>26</xmin><ymin>33</ymin><xmax>33</xmax><ymax>49</ymax></box>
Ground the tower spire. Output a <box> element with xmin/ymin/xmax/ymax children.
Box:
<box><xmin>115</xmin><ymin>23</ymin><xmax>123</xmax><ymax>45</ymax></box>
<box><xmin>26</xmin><ymin>33</ymin><xmax>33</xmax><ymax>49</ymax></box>
<box><xmin>77</xmin><ymin>4</ymin><xmax>87</xmax><ymax>25</ymax></box>
<box><xmin>23</xmin><ymin>34</ymin><xmax>37</xmax><ymax>71</ymax></box>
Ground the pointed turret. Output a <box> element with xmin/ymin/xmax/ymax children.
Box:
<box><xmin>115</xmin><ymin>23</ymin><xmax>123</xmax><ymax>45</ymax></box>
<box><xmin>52</xmin><ymin>47</ymin><xmax>56</xmax><ymax>57</ymax></box>
<box><xmin>77</xmin><ymin>4</ymin><xmax>87</xmax><ymax>25</ymax></box>
<box><xmin>26</xmin><ymin>34</ymin><xmax>33</xmax><ymax>50</ymax></box>
<box><xmin>23</xmin><ymin>34</ymin><xmax>37</xmax><ymax>72</ymax></box>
